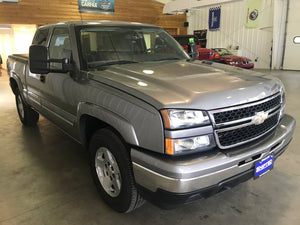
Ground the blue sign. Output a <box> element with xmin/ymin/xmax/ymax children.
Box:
<box><xmin>209</xmin><ymin>7</ymin><xmax>221</xmax><ymax>31</ymax></box>
<box><xmin>78</xmin><ymin>0</ymin><xmax>114</xmax><ymax>14</ymax></box>
<box><xmin>254</xmin><ymin>154</ymin><xmax>274</xmax><ymax>179</ymax></box>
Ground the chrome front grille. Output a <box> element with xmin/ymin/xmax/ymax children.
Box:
<box><xmin>209</xmin><ymin>93</ymin><xmax>283</xmax><ymax>149</ymax></box>
<box><xmin>217</xmin><ymin>113</ymin><xmax>279</xmax><ymax>147</ymax></box>
<box><xmin>213</xmin><ymin>95</ymin><xmax>281</xmax><ymax>124</ymax></box>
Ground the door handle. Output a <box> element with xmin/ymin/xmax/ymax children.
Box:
<box><xmin>40</xmin><ymin>75</ymin><xmax>46</xmax><ymax>83</ymax></box>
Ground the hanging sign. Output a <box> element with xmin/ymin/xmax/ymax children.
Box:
<box><xmin>78</xmin><ymin>0</ymin><xmax>114</xmax><ymax>14</ymax></box>
<box><xmin>209</xmin><ymin>6</ymin><xmax>221</xmax><ymax>31</ymax></box>
<box><xmin>245</xmin><ymin>0</ymin><xmax>261</xmax><ymax>28</ymax></box>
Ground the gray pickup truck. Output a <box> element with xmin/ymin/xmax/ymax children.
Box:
<box><xmin>7</xmin><ymin>21</ymin><xmax>295</xmax><ymax>213</ymax></box>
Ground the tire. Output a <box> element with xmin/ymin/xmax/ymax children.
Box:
<box><xmin>89</xmin><ymin>128</ymin><xmax>145</xmax><ymax>213</ymax></box>
<box><xmin>15</xmin><ymin>91</ymin><xmax>39</xmax><ymax>126</ymax></box>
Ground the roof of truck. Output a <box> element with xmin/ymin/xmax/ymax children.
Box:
<box><xmin>39</xmin><ymin>20</ymin><xmax>159</xmax><ymax>29</ymax></box>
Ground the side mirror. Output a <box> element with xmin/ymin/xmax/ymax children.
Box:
<box><xmin>29</xmin><ymin>45</ymin><xmax>50</xmax><ymax>74</ymax></box>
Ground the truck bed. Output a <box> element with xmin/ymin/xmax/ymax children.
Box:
<box><xmin>8</xmin><ymin>54</ymin><xmax>29</xmax><ymax>64</ymax></box>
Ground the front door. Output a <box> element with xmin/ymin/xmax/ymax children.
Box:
<box><xmin>38</xmin><ymin>27</ymin><xmax>78</xmax><ymax>135</ymax></box>
<box><xmin>26</xmin><ymin>27</ymin><xmax>50</xmax><ymax>110</ymax></box>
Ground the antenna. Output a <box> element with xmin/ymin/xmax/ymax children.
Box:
<box><xmin>80</xmin><ymin>11</ymin><xmax>83</xmax><ymax>22</ymax></box>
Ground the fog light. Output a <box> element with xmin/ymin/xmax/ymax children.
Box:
<box><xmin>166</xmin><ymin>135</ymin><xmax>211</xmax><ymax>155</ymax></box>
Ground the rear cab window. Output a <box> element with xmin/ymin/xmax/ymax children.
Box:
<box><xmin>32</xmin><ymin>28</ymin><xmax>50</xmax><ymax>46</ymax></box>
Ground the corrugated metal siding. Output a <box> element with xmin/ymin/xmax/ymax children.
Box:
<box><xmin>188</xmin><ymin>0</ymin><xmax>274</xmax><ymax>69</ymax></box>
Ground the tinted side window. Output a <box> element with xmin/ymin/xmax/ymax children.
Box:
<box><xmin>32</xmin><ymin>28</ymin><xmax>49</xmax><ymax>46</ymax></box>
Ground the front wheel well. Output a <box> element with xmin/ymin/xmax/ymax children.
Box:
<box><xmin>79</xmin><ymin>115</ymin><xmax>127</xmax><ymax>150</ymax></box>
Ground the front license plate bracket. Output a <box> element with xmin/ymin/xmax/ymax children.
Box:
<box><xmin>254</xmin><ymin>154</ymin><xmax>274</xmax><ymax>179</ymax></box>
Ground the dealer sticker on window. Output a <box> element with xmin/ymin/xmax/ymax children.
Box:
<box><xmin>254</xmin><ymin>154</ymin><xmax>274</xmax><ymax>179</ymax></box>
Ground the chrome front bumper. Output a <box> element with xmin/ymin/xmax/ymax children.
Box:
<box><xmin>131</xmin><ymin>114</ymin><xmax>295</xmax><ymax>194</ymax></box>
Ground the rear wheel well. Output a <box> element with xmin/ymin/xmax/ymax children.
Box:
<box><xmin>80</xmin><ymin>115</ymin><xmax>127</xmax><ymax>150</ymax></box>
<box><xmin>10</xmin><ymin>78</ymin><xmax>19</xmax><ymax>95</ymax></box>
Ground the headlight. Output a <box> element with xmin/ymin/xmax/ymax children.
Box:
<box><xmin>165</xmin><ymin>134</ymin><xmax>215</xmax><ymax>155</ymax></box>
<box><xmin>280</xmin><ymin>88</ymin><xmax>286</xmax><ymax>119</ymax></box>
<box><xmin>229</xmin><ymin>61</ymin><xmax>240</xmax><ymax>65</ymax></box>
<box><xmin>161</xmin><ymin>109</ymin><xmax>210</xmax><ymax>129</ymax></box>
<box><xmin>281</xmin><ymin>90</ymin><xmax>286</xmax><ymax>104</ymax></box>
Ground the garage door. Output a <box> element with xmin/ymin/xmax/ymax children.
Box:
<box><xmin>283</xmin><ymin>0</ymin><xmax>300</xmax><ymax>70</ymax></box>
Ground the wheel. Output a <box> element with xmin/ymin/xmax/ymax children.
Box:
<box><xmin>89</xmin><ymin>128</ymin><xmax>144</xmax><ymax>213</ymax></box>
<box><xmin>15</xmin><ymin>91</ymin><xmax>39</xmax><ymax>126</ymax></box>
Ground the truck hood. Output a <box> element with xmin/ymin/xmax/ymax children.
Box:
<box><xmin>89</xmin><ymin>60</ymin><xmax>282</xmax><ymax>110</ymax></box>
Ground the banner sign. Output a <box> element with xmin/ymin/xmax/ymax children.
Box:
<box><xmin>0</xmin><ymin>0</ymin><xmax>18</xmax><ymax>3</ymax></box>
<box><xmin>209</xmin><ymin>7</ymin><xmax>221</xmax><ymax>31</ymax></box>
<box><xmin>245</xmin><ymin>0</ymin><xmax>261</xmax><ymax>28</ymax></box>
<box><xmin>78</xmin><ymin>0</ymin><xmax>114</xmax><ymax>14</ymax></box>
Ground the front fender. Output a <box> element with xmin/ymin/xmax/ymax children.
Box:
<box><xmin>77</xmin><ymin>102</ymin><xmax>139</xmax><ymax>146</ymax></box>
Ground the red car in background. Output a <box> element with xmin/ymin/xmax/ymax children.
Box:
<box><xmin>172</xmin><ymin>35</ymin><xmax>220</xmax><ymax>61</ymax></box>
<box><xmin>211</xmin><ymin>48</ymin><xmax>254</xmax><ymax>69</ymax></box>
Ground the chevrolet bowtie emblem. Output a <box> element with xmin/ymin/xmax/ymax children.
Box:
<box><xmin>252</xmin><ymin>111</ymin><xmax>269</xmax><ymax>125</ymax></box>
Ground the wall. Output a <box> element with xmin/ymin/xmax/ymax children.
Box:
<box><xmin>272</xmin><ymin>0</ymin><xmax>288</xmax><ymax>70</ymax></box>
<box><xmin>0</xmin><ymin>29</ymin><xmax>13</xmax><ymax>70</ymax></box>
<box><xmin>11</xmin><ymin>25</ymin><xmax>36</xmax><ymax>54</ymax></box>
<box><xmin>283</xmin><ymin>0</ymin><xmax>300</xmax><ymax>70</ymax></box>
<box><xmin>187</xmin><ymin>0</ymin><xmax>274</xmax><ymax>69</ymax></box>
<box><xmin>0</xmin><ymin>25</ymin><xmax>36</xmax><ymax>69</ymax></box>
<box><xmin>0</xmin><ymin>0</ymin><xmax>187</xmax><ymax>34</ymax></box>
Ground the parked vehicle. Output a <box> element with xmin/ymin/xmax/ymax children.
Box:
<box><xmin>212</xmin><ymin>48</ymin><xmax>254</xmax><ymax>69</ymax></box>
<box><xmin>173</xmin><ymin>35</ymin><xmax>220</xmax><ymax>60</ymax></box>
<box><xmin>7</xmin><ymin>21</ymin><xmax>295</xmax><ymax>213</ymax></box>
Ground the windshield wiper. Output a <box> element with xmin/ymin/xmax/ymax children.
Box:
<box><xmin>90</xmin><ymin>60</ymin><xmax>138</xmax><ymax>69</ymax></box>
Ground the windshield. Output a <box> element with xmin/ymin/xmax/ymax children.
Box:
<box><xmin>77</xmin><ymin>26</ymin><xmax>189</xmax><ymax>70</ymax></box>
<box><xmin>212</xmin><ymin>48</ymin><xmax>233</xmax><ymax>56</ymax></box>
